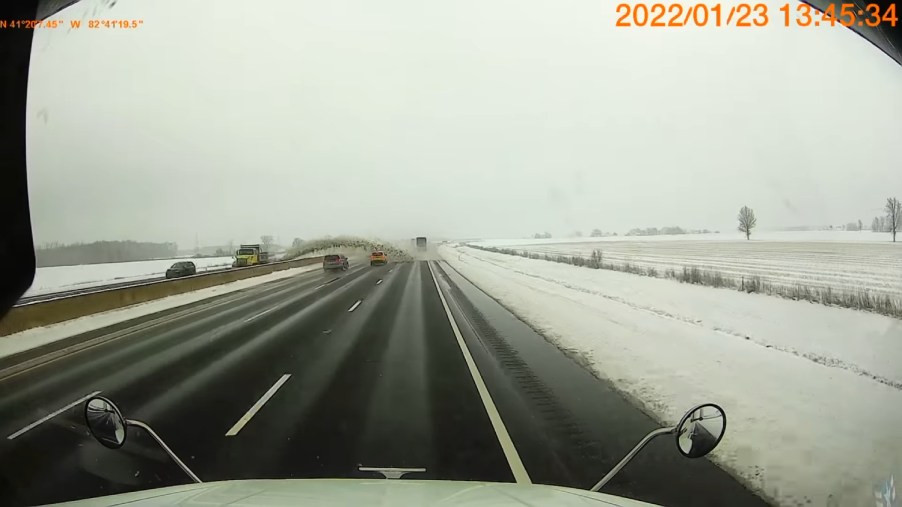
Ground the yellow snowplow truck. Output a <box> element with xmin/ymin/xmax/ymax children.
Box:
<box><xmin>234</xmin><ymin>244</ymin><xmax>270</xmax><ymax>267</ymax></box>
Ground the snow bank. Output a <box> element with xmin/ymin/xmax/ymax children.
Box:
<box><xmin>0</xmin><ymin>264</ymin><xmax>320</xmax><ymax>361</ymax></box>
<box><xmin>440</xmin><ymin>245</ymin><xmax>902</xmax><ymax>507</ymax></box>
<box><xmin>25</xmin><ymin>257</ymin><xmax>236</xmax><ymax>297</ymax></box>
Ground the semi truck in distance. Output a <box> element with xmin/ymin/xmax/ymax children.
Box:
<box><xmin>416</xmin><ymin>237</ymin><xmax>427</xmax><ymax>252</ymax></box>
<box><xmin>234</xmin><ymin>244</ymin><xmax>270</xmax><ymax>267</ymax></box>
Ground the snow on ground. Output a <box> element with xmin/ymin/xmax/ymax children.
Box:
<box><xmin>440</xmin><ymin>244</ymin><xmax>902</xmax><ymax>507</ymax></box>
<box><xmin>24</xmin><ymin>257</ymin><xmax>236</xmax><ymax>297</ymax></box>
<box><xmin>475</xmin><ymin>230</ymin><xmax>895</xmax><ymax>246</ymax></box>
<box><xmin>472</xmin><ymin>232</ymin><xmax>902</xmax><ymax>300</ymax></box>
<box><xmin>0</xmin><ymin>264</ymin><xmax>321</xmax><ymax>360</ymax></box>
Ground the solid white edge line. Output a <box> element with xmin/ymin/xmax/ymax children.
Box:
<box><xmin>7</xmin><ymin>390</ymin><xmax>102</xmax><ymax>440</ymax></box>
<box><xmin>243</xmin><ymin>306</ymin><xmax>276</xmax><ymax>323</ymax></box>
<box><xmin>426</xmin><ymin>261</ymin><xmax>532</xmax><ymax>484</ymax></box>
<box><xmin>225</xmin><ymin>374</ymin><xmax>291</xmax><ymax>436</ymax></box>
<box><xmin>347</xmin><ymin>300</ymin><xmax>362</xmax><ymax>312</ymax></box>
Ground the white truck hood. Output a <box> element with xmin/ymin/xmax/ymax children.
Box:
<box><xmin>51</xmin><ymin>479</ymin><xmax>659</xmax><ymax>506</ymax></box>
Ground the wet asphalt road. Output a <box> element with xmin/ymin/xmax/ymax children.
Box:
<box><xmin>0</xmin><ymin>260</ymin><xmax>768</xmax><ymax>506</ymax></box>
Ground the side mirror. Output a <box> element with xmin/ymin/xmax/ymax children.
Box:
<box><xmin>84</xmin><ymin>396</ymin><xmax>127</xmax><ymax>449</ymax></box>
<box><xmin>676</xmin><ymin>403</ymin><xmax>726</xmax><ymax>458</ymax></box>
<box><xmin>591</xmin><ymin>402</ymin><xmax>727</xmax><ymax>492</ymax></box>
<box><xmin>83</xmin><ymin>395</ymin><xmax>203</xmax><ymax>483</ymax></box>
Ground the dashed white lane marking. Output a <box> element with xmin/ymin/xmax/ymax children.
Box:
<box><xmin>7</xmin><ymin>390</ymin><xmax>102</xmax><ymax>440</ymax></box>
<box><xmin>426</xmin><ymin>261</ymin><xmax>532</xmax><ymax>484</ymax></box>
<box><xmin>314</xmin><ymin>277</ymin><xmax>341</xmax><ymax>290</ymax></box>
<box><xmin>388</xmin><ymin>269</ymin><xmax>393</xmax><ymax>273</ymax></box>
<box><xmin>225</xmin><ymin>374</ymin><xmax>291</xmax><ymax>436</ymax></box>
<box><xmin>347</xmin><ymin>300</ymin><xmax>362</xmax><ymax>312</ymax></box>
<box><xmin>376</xmin><ymin>279</ymin><xmax>383</xmax><ymax>285</ymax></box>
<box><xmin>243</xmin><ymin>307</ymin><xmax>276</xmax><ymax>323</ymax></box>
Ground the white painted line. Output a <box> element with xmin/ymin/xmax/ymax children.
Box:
<box><xmin>388</xmin><ymin>269</ymin><xmax>393</xmax><ymax>273</ymax></box>
<box><xmin>243</xmin><ymin>307</ymin><xmax>276</xmax><ymax>323</ymax></box>
<box><xmin>8</xmin><ymin>390</ymin><xmax>102</xmax><ymax>440</ymax></box>
<box><xmin>347</xmin><ymin>300</ymin><xmax>362</xmax><ymax>312</ymax></box>
<box><xmin>426</xmin><ymin>262</ymin><xmax>532</xmax><ymax>484</ymax></box>
<box><xmin>376</xmin><ymin>279</ymin><xmax>383</xmax><ymax>285</ymax></box>
<box><xmin>225</xmin><ymin>374</ymin><xmax>291</xmax><ymax>436</ymax></box>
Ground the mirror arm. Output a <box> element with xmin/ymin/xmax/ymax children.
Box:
<box><xmin>590</xmin><ymin>427</ymin><xmax>674</xmax><ymax>492</ymax></box>
<box><xmin>126</xmin><ymin>419</ymin><xmax>203</xmax><ymax>484</ymax></box>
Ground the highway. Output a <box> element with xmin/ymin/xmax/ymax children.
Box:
<box><xmin>16</xmin><ymin>256</ymin><xmax>297</xmax><ymax>306</ymax></box>
<box><xmin>0</xmin><ymin>259</ymin><xmax>767</xmax><ymax>506</ymax></box>
<box><xmin>15</xmin><ymin>265</ymin><xmax>237</xmax><ymax>306</ymax></box>
<box><xmin>15</xmin><ymin>276</ymin><xmax>180</xmax><ymax>306</ymax></box>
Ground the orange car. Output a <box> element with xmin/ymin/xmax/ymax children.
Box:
<box><xmin>369</xmin><ymin>251</ymin><xmax>388</xmax><ymax>266</ymax></box>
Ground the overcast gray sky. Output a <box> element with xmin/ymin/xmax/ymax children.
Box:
<box><xmin>26</xmin><ymin>0</ymin><xmax>902</xmax><ymax>248</ymax></box>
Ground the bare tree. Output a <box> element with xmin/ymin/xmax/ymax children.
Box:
<box><xmin>291</xmin><ymin>237</ymin><xmax>304</xmax><ymax>249</ymax></box>
<box><xmin>872</xmin><ymin>217</ymin><xmax>880</xmax><ymax>232</ymax></box>
<box><xmin>737</xmin><ymin>206</ymin><xmax>757</xmax><ymax>240</ymax></box>
<box><xmin>590</xmin><ymin>228</ymin><xmax>603</xmax><ymax>237</ymax></box>
<box><xmin>886</xmin><ymin>197</ymin><xmax>901</xmax><ymax>242</ymax></box>
<box><xmin>261</xmin><ymin>235</ymin><xmax>275</xmax><ymax>251</ymax></box>
<box><xmin>858</xmin><ymin>219</ymin><xmax>863</xmax><ymax>232</ymax></box>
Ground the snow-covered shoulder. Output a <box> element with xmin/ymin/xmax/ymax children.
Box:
<box><xmin>439</xmin><ymin>245</ymin><xmax>902</xmax><ymax>507</ymax></box>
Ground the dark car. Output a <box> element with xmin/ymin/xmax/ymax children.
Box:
<box><xmin>323</xmin><ymin>254</ymin><xmax>349</xmax><ymax>271</ymax></box>
<box><xmin>165</xmin><ymin>261</ymin><xmax>196</xmax><ymax>279</ymax></box>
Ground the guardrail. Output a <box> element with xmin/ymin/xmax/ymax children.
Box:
<box><xmin>0</xmin><ymin>256</ymin><xmax>323</xmax><ymax>337</ymax></box>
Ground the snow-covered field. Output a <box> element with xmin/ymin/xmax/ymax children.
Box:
<box><xmin>476</xmin><ymin>230</ymin><xmax>895</xmax><ymax>246</ymax></box>
<box><xmin>473</xmin><ymin>231</ymin><xmax>902</xmax><ymax>300</ymax></box>
<box><xmin>24</xmin><ymin>256</ymin><xmax>236</xmax><ymax>297</ymax></box>
<box><xmin>440</xmin><ymin>244</ymin><xmax>902</xmax><ymax>507</ymax></box>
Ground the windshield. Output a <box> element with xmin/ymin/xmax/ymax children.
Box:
<box><xmin>6</xmin><ymin>1</ymin><xmax>901</xmax><ymax>506</ymax></box>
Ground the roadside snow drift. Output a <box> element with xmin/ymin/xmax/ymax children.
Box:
<box><xmin>440</xmin><ymin>244</ymin><xmax>902</xmax><ymax>507</ymax></box>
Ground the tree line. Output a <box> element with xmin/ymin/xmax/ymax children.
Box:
<box><xmin>624</xmin><ymin>226</ymin><xmax>714</xmax><ymax>237</ymax></box>
<box><xmin>870</xmin><ymin>197</ymin><xmax>901</xmax><ymax>241</ymax></box>
<box><xmin>532</xmin><ymin>196</ymin><xmax>901</xmax><ymax>243</ymax></box>
<box><xmin>35</xmin><ymin>240</ymin><xmax>179</xmax><ymax>267</ymax></box>
<box><xmin>738</xmin><ymin>196</ymin><xmax>900</xmax><ymax>242</ymax></box>
<box><xmin>536</xmin><ymin>227</ymin><xmax>716</xmax><ymax>239</ymax></box>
